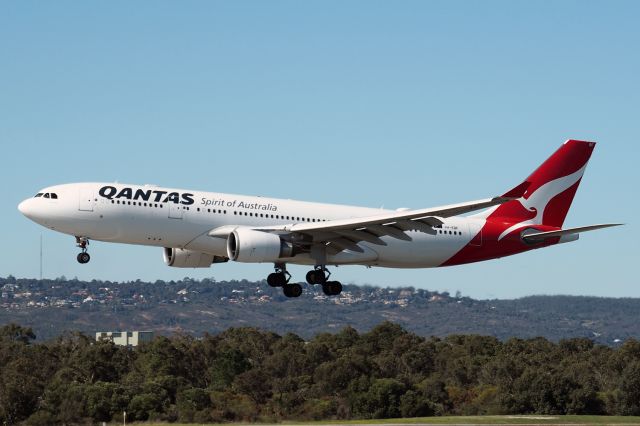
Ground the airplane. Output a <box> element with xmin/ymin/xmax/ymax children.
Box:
<box><xmin>18</xmin><ymin>140</ymin><xmax>621</xmax><ymax>298</ymax></box>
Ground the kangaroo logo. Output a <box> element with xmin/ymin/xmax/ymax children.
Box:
<box><xmin>497</xmin><ymin>164</ymin><xmax>587</xmax><ymax>240</ymax></box>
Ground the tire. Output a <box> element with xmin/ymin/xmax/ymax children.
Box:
<box><xmin>267</xmin><ymin>273</ymin><xmax>282</xmax><ymax>287</ymax></box>
<box><xmin>275</xmin><ymin>273</ymin><xmax>288</xmax><ymax>287</ymax></box>
<box><xmin>289</xmin><ymin>283</ymin><xmax>302</xmax><ymax>298</ymax></box>
<box><xmin>283</xmin><ymin>283</ymin><xmax>302</xmax><ymax>298</ymax></box>
<box><xmin>315</xmin><ymin>270</ymin><xmax>327</xmax><ymax>284</ymax></box>
<box><xmin>322</xmin><ymin>281</ymin><xmax>343</xmax><ymax>296</ymax></box>
<box><xmin>77</xmin><ymin>252</ymin><xmax>90</xmax><ymax>264</ymax></box>
<box><xmin>306</xmin><ymin>271</ymin><xmax>316</xmax><ymax>285</ymax></box>
<box><xmin>322</xmin><ymin>282</ymin><xmax>333</xmax><ymax>296</ymax></box>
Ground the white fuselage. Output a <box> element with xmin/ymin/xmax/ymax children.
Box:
<box><xmin>18</xmin><ymin>182</ymin><xmax>481</xmax><ymax>268</ymax></box>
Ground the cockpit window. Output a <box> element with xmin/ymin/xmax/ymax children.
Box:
<box><xmin>37</xmin><ymin>192</ymin><xmax>59</xmax><ymax>199</ymax></box>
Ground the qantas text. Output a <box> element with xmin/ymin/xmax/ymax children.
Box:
<box><xmin>99</xmin><ymin>186</ymin><xmax>194</xmax><ymax>205</ymax></box>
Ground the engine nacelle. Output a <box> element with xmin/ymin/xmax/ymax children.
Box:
<box><xmin>163</xmin><ymin>247</ymin><xmax>215</xmax><ymax>268</ymax></box>
<box><xmin>227</xmin><ymin>228</ymin><xmax>294</xmax><ymax>263</ymax></box>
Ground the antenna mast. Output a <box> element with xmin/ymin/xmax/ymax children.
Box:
<box><xmin>40</xmin><ymin>234</ymin><xmax>43</xmax><ymax>280</ymax></box>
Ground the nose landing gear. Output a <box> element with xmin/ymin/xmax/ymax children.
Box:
<box><xmin>76</xmin><ymin>237</ymin><xmax>90</xmax><ymax>264</ymax></box>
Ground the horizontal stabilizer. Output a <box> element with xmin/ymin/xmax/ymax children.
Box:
<box><xmin>522</xmin><ymin>223</ymin><xmax>623</xmax><ymax>243</ymax></box>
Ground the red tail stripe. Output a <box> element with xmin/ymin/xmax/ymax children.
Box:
<box><xmin>523</xmin><ymin>140</ymin><xmax>595</xmax><ymax>198</ymax></box>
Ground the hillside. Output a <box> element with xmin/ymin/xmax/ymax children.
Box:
<box><xmin>1</xmin><ymin>276</ymin><xmax>637</xmax><ymax>344</ymax></box>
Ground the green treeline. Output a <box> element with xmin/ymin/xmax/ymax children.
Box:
<box><xmin>1</xmin><ymin>322</ymin><xmax>640</xmax><ymax>425</ymax></box>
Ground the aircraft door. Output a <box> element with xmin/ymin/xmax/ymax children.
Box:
<box><xmin>78</xmin><ymin>188</ymin><xmax>95</xmax><ymax>212</ymax></box>
<box><xmin>168</xmin><ymin>204</ymin><xmax>183</xmax><ymax>219</ymax></box>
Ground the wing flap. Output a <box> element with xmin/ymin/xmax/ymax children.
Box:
<box><xmin>328</xmin><ymin>237</ymin><xmax>365</xmax><ymax>253</ymax></box>
<box><xmin>334</xmin><ymin>230</ymin><xmax>387</xmax><ymax>246</ymax></box>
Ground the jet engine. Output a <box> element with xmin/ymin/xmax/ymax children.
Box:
<box><xmin>163</xmin><ymin>247</ymin><xmax>216</xmax><ymax>268</ymax></box>
<box><xmin>227</xmin><ymin>228</ymin><xmax>294</xmax><ymax>263</ymax></box>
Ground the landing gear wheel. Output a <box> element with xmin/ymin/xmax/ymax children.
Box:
<box><xmin>283</xmin><ymin>283</ymin><xmax>303</xmax><ymax>298</ymax></box>
<box><xmin>306</xmin><ymin>267</ymin><xmax>328</xmax><ymax>285</ymax></box>
<box><xmin>267</xmin><ymin>263</ymin><xmax>291</xmax><ymax>288</ymax></box>
<box><xmin>267</xmin><ymin>272</ymin><xmax>287</xmax><ymax>287</ymax></box>
<box><xmin>322</xmin><ymin>281</ymin><xmax>342</xmax><ymax>296</ymax></box>
<box><xmin>75</xmin><ymin>237</ymin><xmax>90</xmax><ymax>264</ymax></box>
<box><xmin>306</xmin><ymin>270</ymin><xmax>316</xmax><ymax>285</ymax></box>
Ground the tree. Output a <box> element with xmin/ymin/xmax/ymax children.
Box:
<box><xmin>618</xmin><ymin>360</ymin><xmax>640</xmax><ymax>415</ymax></box>
<box><xmin>0</xmin><ymin>323</ymin><xmax>35</xmax><ymax>344</ymax></box>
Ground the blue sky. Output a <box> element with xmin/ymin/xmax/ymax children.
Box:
<box><xmin>1</xmin><ymin>1</ymin><xmax>637</xmax><ymax>299</ymax></box>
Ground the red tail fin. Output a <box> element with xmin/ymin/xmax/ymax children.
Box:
<box><xmin>488</xmin><ymin>140</ymin><xmax>595</xmax><ymax>227</ymax></box>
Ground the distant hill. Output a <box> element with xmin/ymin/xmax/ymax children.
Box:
<box><xmin>1</xmin><ymin>276</ymin><xmax>637</xmax><ymax>344</ymax></box>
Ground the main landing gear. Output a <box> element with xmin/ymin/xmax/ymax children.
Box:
<box><xmin>306</xmin><ymin>266</ymin><xmax>342</xmax><ymax>296</ymax></box>
<box><xmin>267</xmin><ymin>263</ymin><xmax>303</xmax><ymax>298</ymax></box>
<box><xmin>76</xmin><ymin>237</ymin><xmax>90</xmax><ymax>264</ymax></box>
<box><xmin>266</xmin><ymin>264</ymin><xmax>342</xmax><ymax>298</ymax></box>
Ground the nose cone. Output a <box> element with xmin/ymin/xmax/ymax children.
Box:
<box><xmin>18</xmin><ymin>199</ymin><xmax>31</xmax><ymax>217</ymax></box>
<box><xmin>18</xmin><ymin>200</ymin><xmax>29</xmax><ymax>216</ymax></box>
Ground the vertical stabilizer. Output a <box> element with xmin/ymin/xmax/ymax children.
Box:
<box><xmin>485</xmin><ymin>140</ymin><xmax>595</xmax><ymax>228</ymax></box>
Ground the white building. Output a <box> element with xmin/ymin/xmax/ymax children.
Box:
<box><xmin>96</xmin><ymin>331</ymin><xmax>154</xmax><ymax>347</ymax></box>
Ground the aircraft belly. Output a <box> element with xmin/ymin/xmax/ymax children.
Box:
<box><xmin>372</xmin><ymin>230</ymin><xmax>472</xmax><ymax>268</ymax></box>
<box><xmin>326</xmin><ymin>245</ymin><xmax>379</xmax><ymax>264</ymax></box>
<box><xmin>86</xmin><ymin>209</ymin><xmax>205</xmax><ymax>248</ymax></box>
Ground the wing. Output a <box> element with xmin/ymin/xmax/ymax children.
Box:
<box><xmin>209</xmin><ymin>183</ymin><xmax>529</xmax><ymax>254</ymax></box>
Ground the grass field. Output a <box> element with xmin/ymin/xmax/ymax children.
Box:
<box><xmin>310</xmin><ymin>415</ymin><xmax>640</xmax><ymax>424</ymax></box>
<box><xmin>142</xmin><ymin>415</ymin><xmax>640</xmax><ymax>425</ymax></box>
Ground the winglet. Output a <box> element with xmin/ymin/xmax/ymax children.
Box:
<box><xmin>501</xmin><ymin>181</ymin><xmax>531</xmax><ymax>199</ymax></box>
